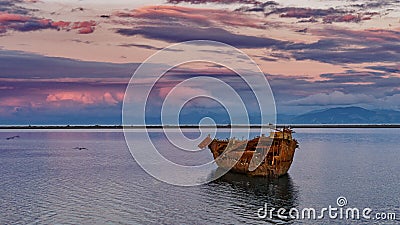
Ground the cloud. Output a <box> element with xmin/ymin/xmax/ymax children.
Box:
<box><xmin>113</xmin><ymin>5</ymin><xmax>397</xmax><ymax>64</ymax></box>
<box><xmin>366</xmin><ymin>65</ymin><xmax>400</xmax><ymax>74</ymax></box>
<box><xmin>0</xmin><ymin>79</ymin><xmax>126</xmax><ymax>125</ymax></box>
<box><xmin>0</xmin><ymin>50</ymin><xmax>136</xmax><ymax>79</ymax></box>
<box><xmin>0</xmin><ymin>103</ymin><xmax>123</xmax><ymax>125</ymax></box>
<box><xmin>269</xmin><ymin>7</ymin><xmax>348</xmax><ymax>18</ymax></box>
<box><xmin>114</xmin><ymin>5</ymin><xmax>265</xmax><ymax>29</ymax></box>
<box><xmin>0</xmin><ymin>12</ymin><xmax>29</xmax><ymax>22</ymax></box>
<box><xmin>236</xmin><ymin>1</ymin><xmax>279</xmax><ymax>12</ymax></box>
<box><xmin>350</xmin><ymin>1</ymin><xmax>399</xmax><ymax>9</ymax></box>
<box><xmin>158</xmin><ymin>86</ymin><xmax>211</xmax><ymax>106</ymax></box>
<box><xmin>313</xmin><ymin>28</ymin><xmax>400</xmax><ymax>43</ymax></box>
<box><xmin>267</xmin><ymin>68</ymin><xmax>400</xmax><ymax>113</ymax></box>
<box><xmin>0</xmin><ymin>0</ymin><xmax>398</xmax><ymax>122</ymax></box>
<box><xmin>1</xmin><ymin>52</ymin><xmax>399</xmax><ymax>123</ymax></box>
<box><xmin>7</xmin><ymin>18</ymin><xmax>55</xmax><ymax>32</ymax></box>
<box><xmin>288</xmin><ymin>91</ymin><xmax>374</xmax><ymax>106</ymax></box>
<box><xmin>51</xmin><ymin>20</ymin><xmax>71</xmax><ymax>28</ymax></box>
<box><xmin>0</xmin><ymin>11</ymin><xmax>97</xmax><ymax>34</ymax></box>
<box><xmin>167</xmin><ymin>0</ymin><xmax>261</xmax><ymax>4</ymax></box>
<box><xmin>292</xmin><ymin>44</ymin><xmax>400</xmax><ymax>64</ymax></box>
<box><xmin>285</xmin><ymin>28</ymin><xmax>400</xmax><ymax>64</ymax></box>
<box><xmin>70</xmin><ymin>20</ymin><xmax>96</xmax><ymax>34</ymax></box>
<box><xmin>322</xmin><ymin>14</ymin><xmax>364</xmax><ymax>23</ymax></box>
<box><xmin>0</xmin><ymin>0</ymin><xmax>31</xmax><ymax>14</ymax></box>
<box><xmin>235</xmin><ymin>2</ymin><xmax>381</xmax><ymax>24</ymax></box>
<box><xmin>117</xmin><ymin>25</ymin><xmax>287</xmax><ymax>49</ymax></box>
<box><xmin>118</xmin><ymin>43</ymin><xmax>164</xmax><ymax>50</ymax></box>
<box><xmin>272</xmin><ymin>8</ymin><xmax>374</xmax><ymax>23</ymax></box>
<box><xmin>379</xmin><ymin>94</ymin><xmax>400</xmax><ymax>110</ymax></box>
<box><xmin>46</xmin><ymin>91</ymin><xmax>123</xmax><ymax>105</ymax></box>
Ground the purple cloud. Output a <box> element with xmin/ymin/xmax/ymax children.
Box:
<box><xmin>117</xmin><ymin>25</ymin><xmax>288</xmax><ymax>49</ymax></box>
<box><xmin>167</xmin><ymin>0</ymin><xmax>261</xmax><ymax>4</ymax></box>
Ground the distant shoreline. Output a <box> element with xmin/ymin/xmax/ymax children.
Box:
<box><xmin>1</xmin><ymin>124</ymin><xmax>400</xmax><ymax>129</ymax></box>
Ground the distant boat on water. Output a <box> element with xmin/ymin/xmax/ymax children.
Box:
<box><xmin>73</xmin><ymin>147</ymin><xmax>88</xmax><ymax>150</ymax></box>
<box><xmin>199</xmin><ymin>128</ymin><xmax>299</xmax><ymax>178</ymax></box>
<box><xmin>6</xmin><ymin>135</ymin><xmax>20</xmax><ymax>140</ymax></box>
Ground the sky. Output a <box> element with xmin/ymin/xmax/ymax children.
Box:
<box><xmin>0</xmin><ymin>0</ymin><xmax>399</xmax><ymax>125</ymax></box>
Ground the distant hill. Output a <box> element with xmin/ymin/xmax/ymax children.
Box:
<box><xmin>282</xmin><ymin>107</ymin><xmax>400</xmax><ymax>124</ymax></box>
<box><xmin>141</xmin><ymin>106</ymin><xmax>400</xmax><ymax>125</ymax></box>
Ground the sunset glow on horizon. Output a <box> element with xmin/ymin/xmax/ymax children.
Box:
<box><xmin>1</xmin><ymin>0</ymin><xmax>399</xmax><ymax>125</ymax></box>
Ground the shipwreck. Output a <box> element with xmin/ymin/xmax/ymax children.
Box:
<box><xmin>199</xmin><ymin>128</ymin><xmax>299</xmax><ymax>177</ymax></box>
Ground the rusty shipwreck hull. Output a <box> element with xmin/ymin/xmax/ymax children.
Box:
<box><xmin>200</xmin><ymin>128</ymin><xmax>299</xmax><ymax>178</ymax></box>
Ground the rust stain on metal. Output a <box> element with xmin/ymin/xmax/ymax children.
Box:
<box><xmin>198</xmin><ymin>134</ymin><xmax>212</xmax><ymax>149</ymax></box>
<box><xmin>201</xmin><ymin>128</ymin><xmax>299</xmax><ymax>178</ymax></box>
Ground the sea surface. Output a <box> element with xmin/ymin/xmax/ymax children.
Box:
<box><xmin>0</xmin><ymin>129</ymin><xmax>399</xmax><ymax>224</ymax></box>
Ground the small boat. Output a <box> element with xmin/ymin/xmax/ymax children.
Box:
<box><xmin>73</xmin><ymin>147</ymin><xmax>88</xmax><ymax>150</ymax></box>
<box><xmin>199</xmin><ymin>128</ymin><xmax>299</xmax><ymax>178</ymax></box>
<box><xmin>6</xmin><ymin>135</ymin><xmax>20</xmax><ymax>140</ymax></box>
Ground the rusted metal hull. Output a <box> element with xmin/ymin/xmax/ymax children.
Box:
<box><xmin>206</xmin><ymin>130</ymin><xmax>298</xmax><ymax>178</ymax></box>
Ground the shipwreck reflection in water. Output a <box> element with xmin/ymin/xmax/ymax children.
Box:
<box><xmin>205</xmin><ymin>168</ymin><xmax>299</xmax><ymax>224</ymax></box>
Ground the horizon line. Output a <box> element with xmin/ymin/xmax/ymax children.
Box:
<box><xmin>1</xmin><ymin>124</ymin><xmax>400</xmax><ymax>129</ymax></box>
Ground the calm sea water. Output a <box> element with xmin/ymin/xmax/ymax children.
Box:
<box><xmin>0</xmin><ymin>129</ymin><xmax>399</xmax><ymax>224</ymax></box>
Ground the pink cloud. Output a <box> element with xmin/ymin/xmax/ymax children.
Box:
<box><xmin>50</xmin><ymin>21</ymin><xmax>71</xmax><ymax>28</ymax></box>
<box><xmin>46</xmin><ymin>91</ymin><xmax>123</xmax><ymax>105</ymax></box>
<box><xmin>77</xmin><ymin>26</ymin><xmax>95</xmax><ymax>34</ymax></box>
<box><xmin>323</xmin><ymin>14</ymin><xmax>362</xmax><ymax>23</ymax></box>
<box><xmin>0</xmin><ymin>12</ymin><xmax>29</xmax><ymax>23</ymax></box>
<box><xmin>115</xmin><ymin>5</ymin><xmax>265</xmax><ymax>29</ymax></box>
<box><xmin>72</xmin><ymin>20</ymin><xmax>96</xmax><ymax>29</ymax></box>
<box><xmin>167</xmin><ymin>0</ymin><xmax>260</xmax><ymax>4</ymax></box>
<box><xmin>0</xmin><ymin>12</ymin><xmax>96</xmax><ymax>34</ymax></box>
<box><xmin>70</xmin><ymin>20</ymin><xmax>97</xmax><ymax>34</ymax></box>
<box><xmin>1</xmin><ymin>97</ymin><xmax>32</xmax><ymax>108</ymax></box>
